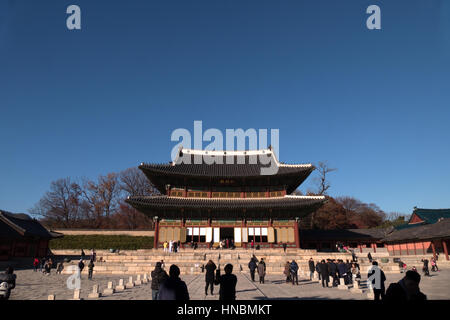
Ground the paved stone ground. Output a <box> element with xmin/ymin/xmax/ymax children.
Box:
<box><xmin>9</xmin><ymin>269</ymin><xmax>450</xmax><ymax>300</ymax></box>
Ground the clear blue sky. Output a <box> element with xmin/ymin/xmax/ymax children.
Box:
<box><xmin>1</xmin><ymin>0</ymin><xmax>449</xmax><ymax>215</ymax></box>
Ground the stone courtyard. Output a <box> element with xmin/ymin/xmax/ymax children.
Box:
<box><xmin>9</xmin><ymin>268</ymin><xmax>450</xmax><ymax>300</ymax></box>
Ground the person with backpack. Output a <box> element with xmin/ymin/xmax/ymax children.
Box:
<box><xmin>88</xmin><ymin>259</ymin><xmax>95</xmax><ymax>280</ymax></box>
<box><xmin>151</xmin><ymin>262</ymin><xmax>169</xmax><ymax>300</ymax></box>
<box><xmin>290</xmin><ymin>260</ymin><xmax>299</xmax><ymax>285</ymax></box>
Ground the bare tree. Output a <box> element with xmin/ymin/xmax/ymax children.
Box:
<box><xmin>30</xmin><ymin>178</ymin><xmax>82</xmax><ymax>228</ymax></box>
<box><xmin>313</xmin><ymin>161</ymin><xmax>337</xmax><ymax>195</ymax></box>
<box><xmin>119</xmin><ymin>167</ymin><xmax>159</xmax><ymax>197</ymax></box>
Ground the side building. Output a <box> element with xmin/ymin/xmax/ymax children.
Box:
<box><xmin>0</xmin><ymin>210</ymin><xmax>63</xmax><ymax>261</ymax></box>
<box><xmin>126</xmin><ymin>148</ymin><xmax>326</xmax><ymax>249</ymax></box>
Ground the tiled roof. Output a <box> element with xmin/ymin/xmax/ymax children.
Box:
<box><xmin>139</xmin><ymin>148</ymin><xmax>314</xmax><ymax>194</ymax></box>
<box><xmin>126</xmin><ymin>195</ymin><xmax>326</xmax><ymax>219</ymax></box>
<box><xmin>383</xmin><ymin>218</ymin><xmax>450</xmax><ymax>242</ymax></box>
<box><xmin>412</xmin><ymin>208</ymin><xmax>450</xmax><ymax>224</ymax></box>
<box><xmin>0</xmin><ymin>210</ymin><xmax>61</xmax><ymax>239</ymax></box>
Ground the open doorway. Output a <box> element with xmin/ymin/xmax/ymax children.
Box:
<box><xmin>220</xmin><ymin>228</ymin><xmax>234</xmax><ymax>248</ymax></box>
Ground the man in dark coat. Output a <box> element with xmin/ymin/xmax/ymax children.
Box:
<box><xmin>315</xmin><ymin>261</ymin><xmax>321</xmax><ymax>280</ymax></box>
<box><xmin>422</xmin><ymin>259</ymin><xmax>430</xmax><ymax>276</ymax></box>
<box><xmin>248</xmin><ymin>257</ymin><xmax>257</xmax><ymax>282</ymax></box>
<box><xmin>290</xmin><ymin>260</ymin><xmax>299</xmax><ymax>285</ymax></box>
<box><xmin>367</xmin><ymin>261</ymin><xmax>386</xmax><ymax>301</ymax></box>
<box><xmin>158</xmin><ymin>265</ymin><xmax>189</xmax><ymax>300</ymax></box>
<box><xmin>385</xmin><ymin>271</ymin><xmax>427</xmax><ymax>301</ymax></box>
<box><xmin>151</xmin><ymin>262</ymin><xmax>168</xmax><ymax>300</ymax></box>
<box><xmin>337</xmin><ymin>260</ymin><xmax>347</xmax><ymax>283</ymax></box>
<box><xmin>367</xmin><ymin>252</ymin><xmax>373</xmax><ymax>263</ymax></box>
<box><xmin>319</xmin><ymin>260</ymin><xmax>330</xmax><ymax>288</ymax></box>
<box><xmin>308</xmin><ymin>258</ymin><xmax>315</xmax><ymax>280</ymax></box>
<box><xmin>282</xmin><ymin>243</ymin><xmax>287</xmax><ymax>253</ymax></box>
<box><xmin>215</xmin><ymin>264</ymin><xmax>237</xmax><ymax>301</ymax></box>
<box><xmin>205</xmin><ymin>260</ymin><xmax>217</xmax><ymax>295</ymax></box>
<box><xmin>328</xmin><ymin>260</ymin><xmax>338</xmax><ymax>287</ymax></box>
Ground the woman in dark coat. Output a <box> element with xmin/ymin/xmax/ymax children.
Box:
<box><xmin>205</xmin><ymin>260</ymin><xmax>217</xmax><ymax>295</ymax></box>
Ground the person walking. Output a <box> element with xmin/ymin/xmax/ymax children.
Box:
<box><xmin>308</xmin><ymin>258</ymin><xmax>315</xmax><ymax>281</ymax></box>
<box><xmin>319</xmin><ymin>260</ymin><xmax>330</xmax><ymax>288</ymax></box>
<box><xmin>385</xmin><ymin>270</ymin><xmax>427</xmax><ymax>301</ymax></box>
<box><xmin>158</xmin><ymin>265</ymin><xmax>189</xmax><ymax>300</ymax></box>
<box><xmin>250</xmin><ymin>239</ymin><xmax>254</xmax><ymax>249</ymax></box>
<box><xmin>367</xmin><ymin>261</ymin><xmax>386</xmax><ymax>301</ymax></box>
<box><xmin>351</xmin><ymin>250</ymin><xmax>357</xmax><ymax>262</ymax></box>
<box><xmin>257</xmin><ymin>259</ymin><xmax>266</xmax><ymax>284</ymax></box>
<box><xmin>204</xmin><ymin>260</ymin><xmax>217</xmax><ymax>295</ymax></box>
<box><xmin>290</xmin><ymin>260</ymin><xmax>299</xmax><ymax>285</ymax></box>
<box><xmin>215</xmin><ymin>264</ymin><xmax>238</xmax><ymax>301</ymax></box>
<box><xmin>56</xmin><ymin>261</ymin><xmax>64</xmax><ymax>274</ymax></box>
<box><xmin>88</xmin><ymin>259</ymin><xmax>95</xmax><ymax>280</ymax></box>
<box><xmin>151</xmin><ymin>262</ymin><xmax>169</xmax><ymax>300</ymax></box>
<box><xmin>367</xmin><ymin>252</ymin><xmax>373</xmax><ymax>263</ymax></box>
<box><xmin>248</xmin><ymin>257</ymin><xmax>257</xmax><ymax>282</ymax></box>
<box><xmin>284</xmin><ymin>261</ymin><xmax>291</xmax><ymax>283</ymax></box>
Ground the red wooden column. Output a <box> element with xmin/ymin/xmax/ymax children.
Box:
<box><xmin>153</xmin><ymin>217</ymin><xmax>159</xmax><ymax>249</ymax></box>
<box><xmin>442</xmin><ymin>240</ymin><xmax>449</xmax><ymax>261</ymax></box>
<box><xmin>294</xmin><ymin>218</ymin><xmax>300</xmax><ymax>249</ymax></box>
<box><xmin>269</xmin><ymin>218</ymin><xmax>274</xmax><ymax>248</ymax></box>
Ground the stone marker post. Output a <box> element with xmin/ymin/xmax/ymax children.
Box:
<box><xmin>142</xmin><ymin>273</ymin><xmax>148</xmax><ymax>284</ymax></box>
<box><xmin>48</xmin><ymin>294</ymin><xmax>55</xmax><ymax>300</ymax></box>
<box><xmin>88</xmin><ymin>284</ymin><xmax>101</xmax><ymax>298</ymax></box>
<box><xmin>116</xmin><ymin>278</ymin><xmax>125</xmax><ymax>292</ymax></box>
<box><xmin>126</xmin><ymin>276</ymin><xmax>135</xmax><ymax>289</ymax></box>
<box><xmin>135</xmin><ymin>274</ymin><xmax>142</xmax><ymax>286</ymax></box>
<box><xmin>103</xmin><ymin>281</ymin><xmax>115</xmax><ymax>295</ymax></box>
<box><xmin>338</xmin><ymin>277</ymin><xmax>348</xmax><ymax>290</ymax></box>
<box><xmin>73</xmin><ymin>289</ymin><xmax>81</xmax><ymax>300</ymax></box>
<box><xmin>350</xmin><ymin>280</ymin><xmax>363</xmax><ymax>293</ymax></box>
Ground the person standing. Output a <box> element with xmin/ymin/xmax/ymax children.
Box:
<box><xmin>173</xmin><ymin>241</ymin><xmax>178</xmax><ymax>253</ymax></box>
<box><xmin>385</xmin><ymin>270</ymin><xmax>427</xmax><ymax>301</ymax></box>
<box><xmin>215</xmin><ymin>264</ymin><xmax>238</xmax><ymax>301</ymax></box>
<box><xmin>158</xmin><ymin>265</ymin><xmax>189</xmax><ymax>300</ymax></box>
<box><xmin>308</xmin><ymin>258</ymin><xmax>315</xmax><ymax>281</ymax></box>
<box><xmin>351</xmin><ymin>250</ymin><xmax>357</xmax><ymax>262</ymax></box>
<box><xmin>91</xmin><ymin>249</ymin><xmax>96</xmax><ymax>262</ymax></box>
<box><xmin>422</xmin><ymin>259</ymin><xmax>430</xmax><ymax>276</ymax></box>
<box><xmin>0</xmin><ymin>267</ymin><xmax>16</xmax><ymax>300</ymax></box>
<box><xmin>88</xmin><ymin>259</ymin><xmax>95</xmax><ymax>280</ymax></box>
<box><xmin>367</xmin><ymin>261</ymin><xmax>386</xmax><ymax>301</ymax></box>
<box><xmin>78</xmin><ymin>259</ymin><xmax>85</xmax><ymax>279</ymax></box>
<box><xmin>248</xmin><ymin>257</ymin><xmax>257</xmax><ymax>282</ymax></box>
<box><xmin>284</xmin><ymin>261</ymin><xmax>291</xmax><ymax>283</ymax></box>
<box><xmin>351</xmin><ymin>263</ymin><xmax>360</xmax><ymax>286</ymax></box>
<box><xmin>151</xmin><ymin>262</ymin><xmax>169</xmax><ymax>300</ymax></box>
<box><xmin>169</xmin><ymin>240</ymin><xmax>173</xmax><ymax>253</ymax></box>
<box><xmin>315</xmin><ymin>261</ymin><xmax>321</xmax><ymax>281</ymax></box>
<box><xmin>250</xmin><ymin>240</ymin><xmax>254</xmax><ymax>249</ymax></box>
<box><xmin>81</xmin><ymin>249</ymin><xmax>86</xmax><ymax>260</ymax></box>
<box><xmin>163</xmin><ymin>241</ymin><xmax>168</xmax><ymax>253</ymax></box>
<box><xmin>282</xmin><ymin>243</ymin><xmax>287</xmax><ymax>253</ymax></box>
<box><xmin>33</xmin><ymin>257</ymin><xmax>39</xmax><ymax>272</ymax></box>
<box><xmin>319</xmin><ymin>260</ymin><xmax>330</xmax><ymax>288</ymax></box>
<box><xmin>290</xmin><ymin>260</ymin><xmax>299</xmax><ymax>285</ymax></box>
<box><xmin>257</xmin><ymin>259</ymin><xmax>266</xmax><ymax>284</ymax></box>
<box><xmin>367</xmin><ymin>252</ymin><xmax>373</xmax><ymax>263</ymax></box>
<box><xmin>56</xmin><ymin>261</ymin><xmax>64</xmax><ymax>274</ymax></box>
<box><xmin>204</xmin><ymin>260</ymin><xmax>217</xmax><ymax>295</ymax></box>
<box><xmin>39</xmin><ymin>257</ymin><xmax>45</xmax><ymax>273</ymax></box>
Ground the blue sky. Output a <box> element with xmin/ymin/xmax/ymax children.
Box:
<box><xmin>0</xmin><ymin>0</ymin><xmax>449</xmax><ymax>215</ymax></box>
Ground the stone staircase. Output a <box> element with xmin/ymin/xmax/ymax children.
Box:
<box><xmin>53</xmin><ymin>248</ymin><xmax>402</xmax><ymax>276</ymax></box>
